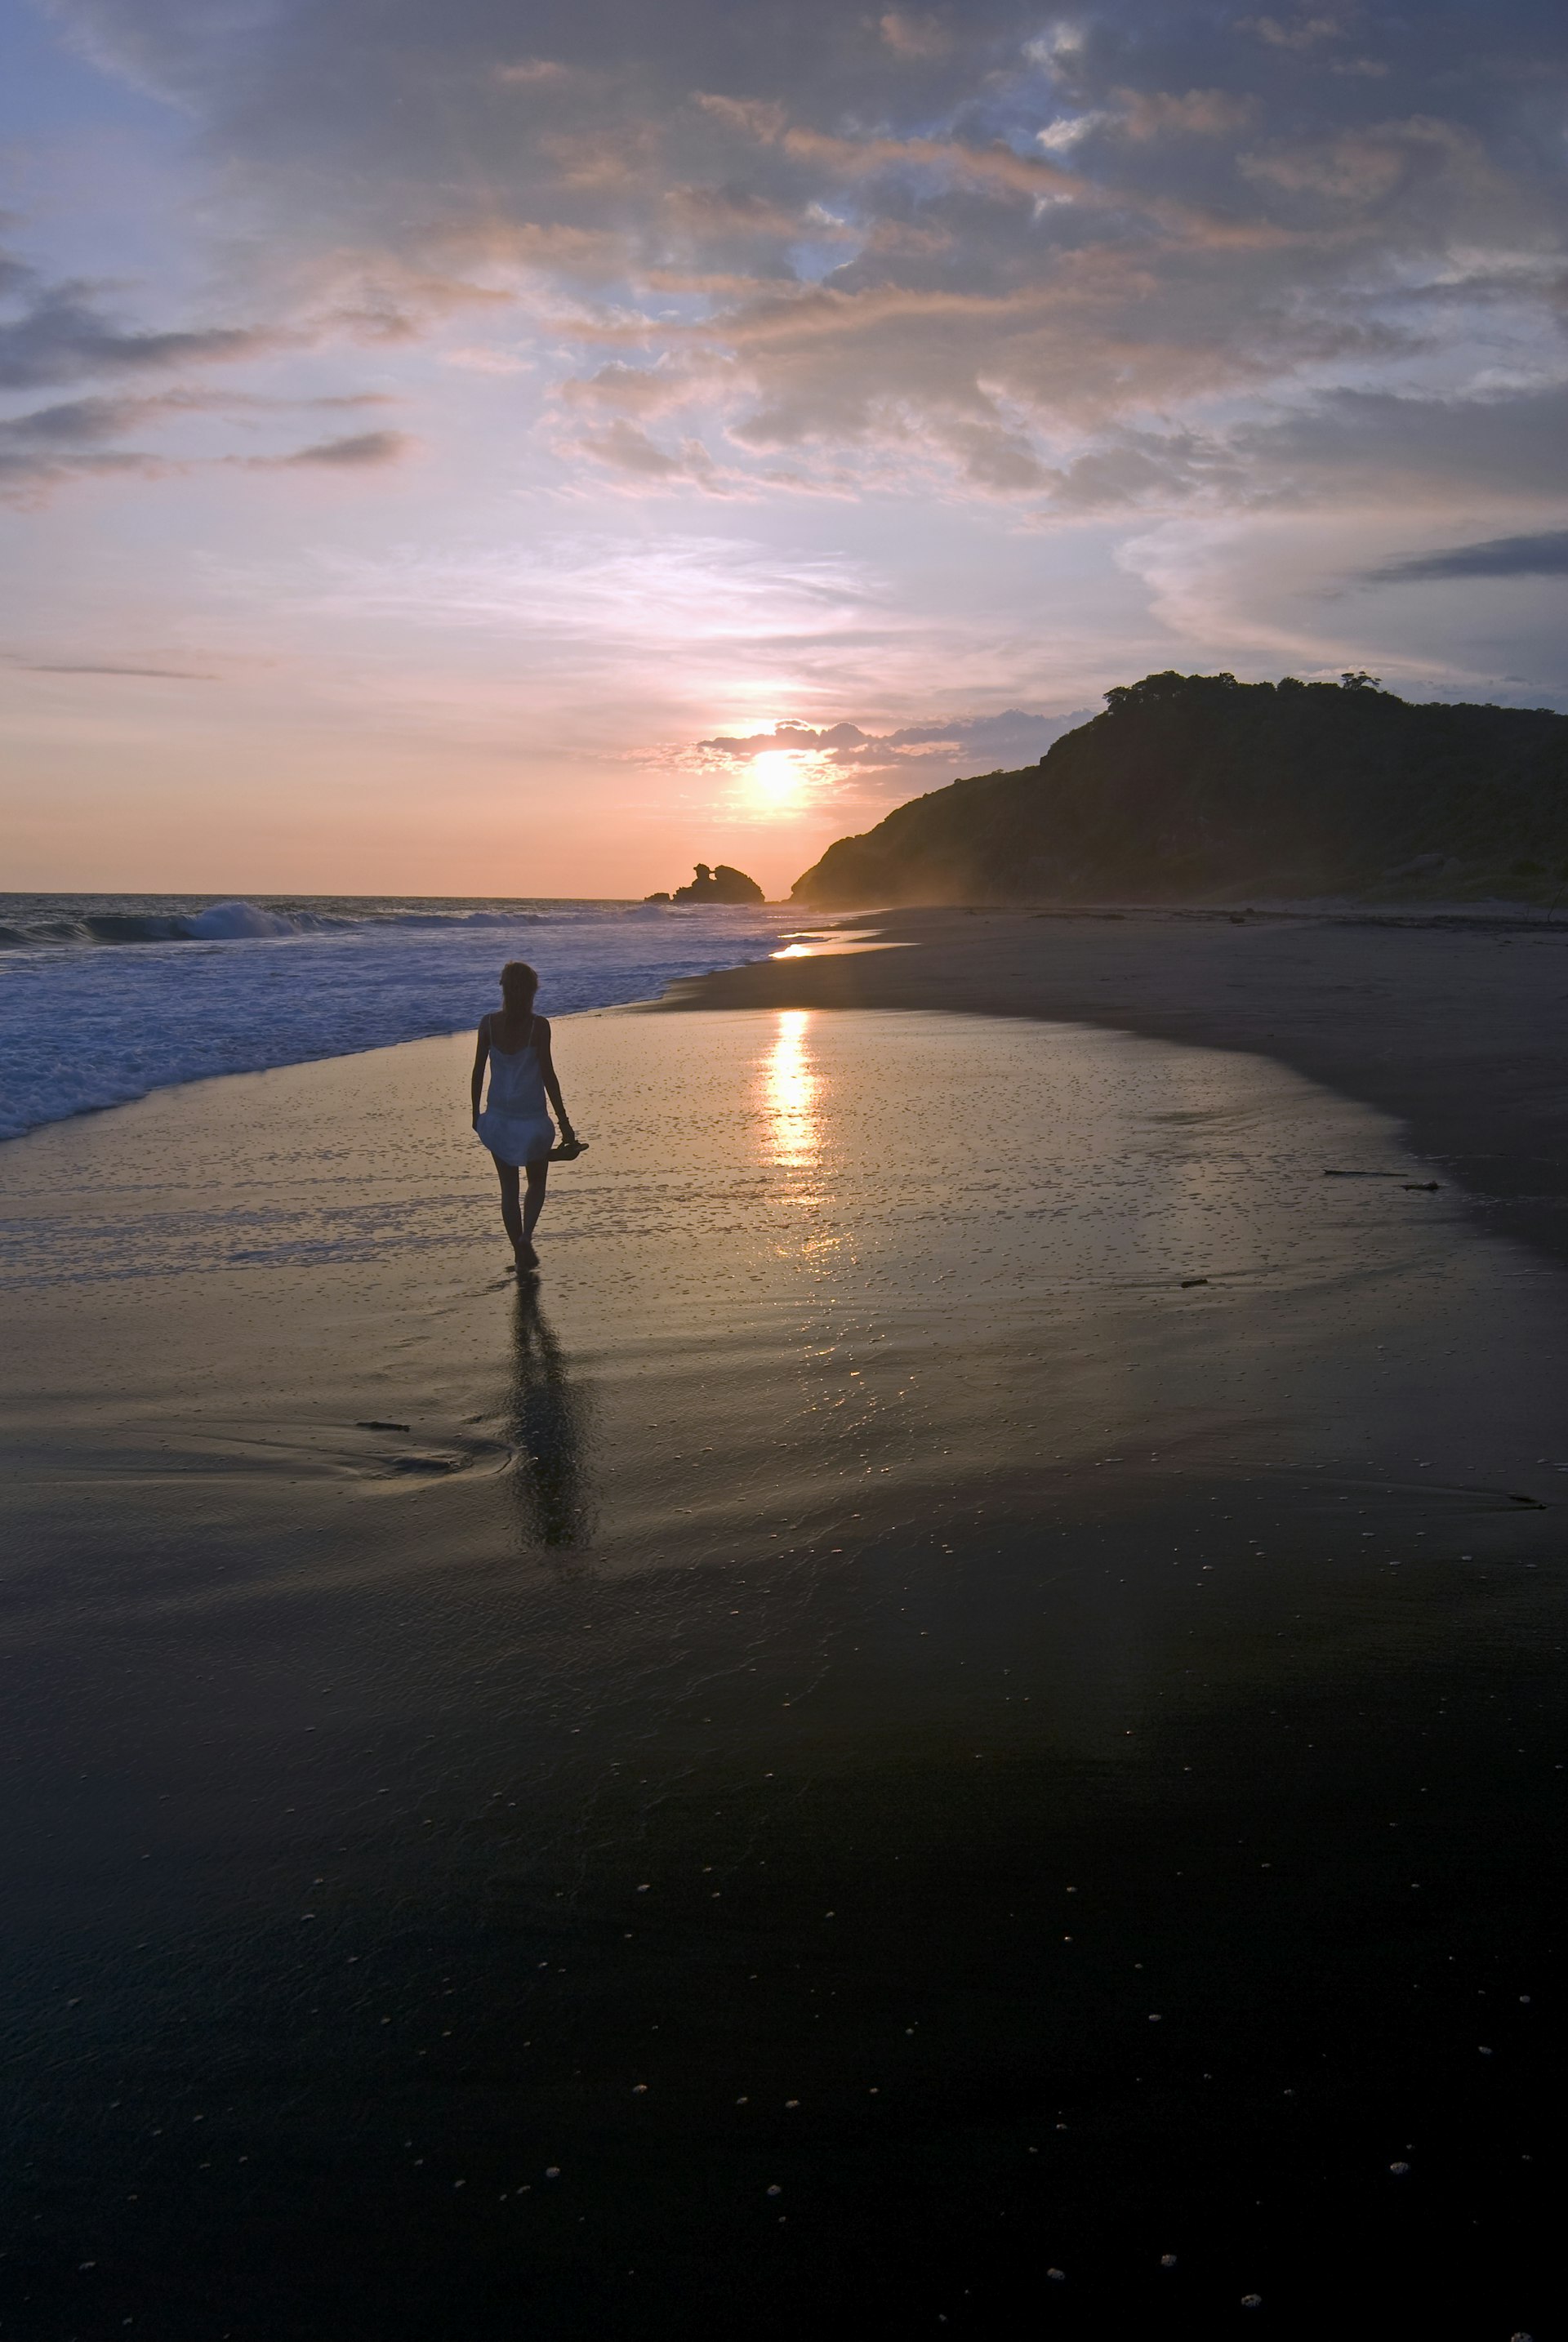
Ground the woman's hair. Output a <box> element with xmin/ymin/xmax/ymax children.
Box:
<box><xmin>500</xmin><ymin>960</ymin><xmax>539</xmax><ymax>1008</ymax></box>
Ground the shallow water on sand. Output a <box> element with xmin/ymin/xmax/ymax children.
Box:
<box><xmin>0</xmin><ymin>1009</ymin><xmax>1562</xmax><ymax>2339</ymax></box>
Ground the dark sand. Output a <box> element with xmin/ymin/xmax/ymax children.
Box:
<box><xmin>0</xmin><ymin>989</ymin><xmax>1563</xmax><ymax>2339</ymax></box>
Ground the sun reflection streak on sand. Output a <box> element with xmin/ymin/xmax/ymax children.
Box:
<box><xmin>763</xmin><ymin>1008</ymin><xmax>821</xmax><ymax>1172</ymax></box>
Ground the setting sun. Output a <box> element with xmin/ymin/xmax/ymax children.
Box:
<box><xmin>748</xmin><ymin>750</ymin><xmax>808</xmax><ymax>811</ymax></box>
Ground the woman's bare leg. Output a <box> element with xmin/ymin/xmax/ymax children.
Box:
<box><xmin>493</xmin><ymin>1157</ymin><xmax>524</xmax><ymax>1259</ymax></box>
<box><xmin>521</xmin><ymin>1160</ymin><xmax>550</xmax><ymax>1262</ymax></box>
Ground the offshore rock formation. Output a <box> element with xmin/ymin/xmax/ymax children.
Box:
<box><xmin>791</xmin><ymin>673</ymin><xmax>1568</xmax><ymax>907</ymax></box>
<box><xmin>648</xmin><ymin>862</ymin><xmax>766</xmax><ymax>905</ymax></box>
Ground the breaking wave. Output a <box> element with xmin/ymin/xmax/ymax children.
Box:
<box><xmin>0</xmin><ymin>896</ymin><xmax>562</xmax><ymax>949</ymax></box>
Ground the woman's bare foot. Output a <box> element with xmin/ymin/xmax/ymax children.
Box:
<box><xmin>515</xmin><ymin>1239</ymin><xmax>540</xmax><ymax>1274</ymax></box>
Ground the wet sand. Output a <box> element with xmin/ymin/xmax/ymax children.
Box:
<box><xmin>0</xmin><ymin>1003</ymin><xmax>1563</xmax><ymax>2339</ymax></box>
<box><xmin>668</xmin><ymin>904</ymin><xmax>1568</xmax><ymax>1271</ymax></box>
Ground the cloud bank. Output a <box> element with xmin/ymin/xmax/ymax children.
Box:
<box><xmin>1365</xmin><ymin>529</ymin><xmax>1568</xmax><ymax>584</ymax></box>
<box><xmin>11</xmin><ymin>0</ymin><xmax>1568</xmax><ymax>529</ymax></box>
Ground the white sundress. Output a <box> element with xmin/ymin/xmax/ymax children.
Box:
<box><xmin>475</xmin><ymin>1017</ymin><xmax>556</xmax><ymax>1166</ymax></box>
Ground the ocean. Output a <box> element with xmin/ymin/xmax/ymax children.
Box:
<box><xmin>0</xmin><ymin>893</ymin><xmax>800</xmax><ymax>1143</ymax></box>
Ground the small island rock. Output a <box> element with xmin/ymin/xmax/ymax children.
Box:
<box><xmin>670</xmin><ymin>862</ymin><xmax>765</xmax><ymax>904</ymax></box>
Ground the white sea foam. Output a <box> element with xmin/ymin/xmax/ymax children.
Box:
<box><xmin>0</xmin><ymin>895</ymin><xmax>796</xmax><ymax>1141</ymax></box>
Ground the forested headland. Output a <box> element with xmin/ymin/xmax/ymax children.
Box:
<box><xmin>791</xmin><ymin>674</ymin><xmax>1568</xmax><ymax>907</ymax></box>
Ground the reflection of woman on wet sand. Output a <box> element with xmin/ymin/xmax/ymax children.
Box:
<box><xmin>471</xmin><ymin>961</ymin><xmax>577</xmax><ymax>1274</ymax></box>
<box><xmin>507</xmin><ymin>1280</ymin><xmax>590</xmax><ymax>1548</ymax></box>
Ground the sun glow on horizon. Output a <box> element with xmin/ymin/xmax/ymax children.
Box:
<box><xmin>748</xmin><ymin>749</ymin><xmax>809</xmax><ymax>811</ymax></box>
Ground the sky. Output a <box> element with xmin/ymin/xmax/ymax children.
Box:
<box><xmin>2</xmin><ymin>0</ymin><xmax>1566</xmax><ymax>899</ymax></box>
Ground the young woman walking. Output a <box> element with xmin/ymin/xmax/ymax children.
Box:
<box><xmin>471</xmin><ymin>961</ymin><xmax>578</xmax><ymax>1273</ymax></box>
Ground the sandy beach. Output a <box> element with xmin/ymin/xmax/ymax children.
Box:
<box><xmin>0</xmin><ymin>960</ymin><xmax>1563</xmax><ymax>2338</ymax></box>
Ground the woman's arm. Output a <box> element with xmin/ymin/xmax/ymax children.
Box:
<box><xmin>533</xmin><ymin>1017</ymin><xmax>574</xmax><ymax>1138</ymax></box>
<box><xmin>470</xmin><ymin>1018</ymin><xmax>489</xmax><ymax>1126</ymax></box>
